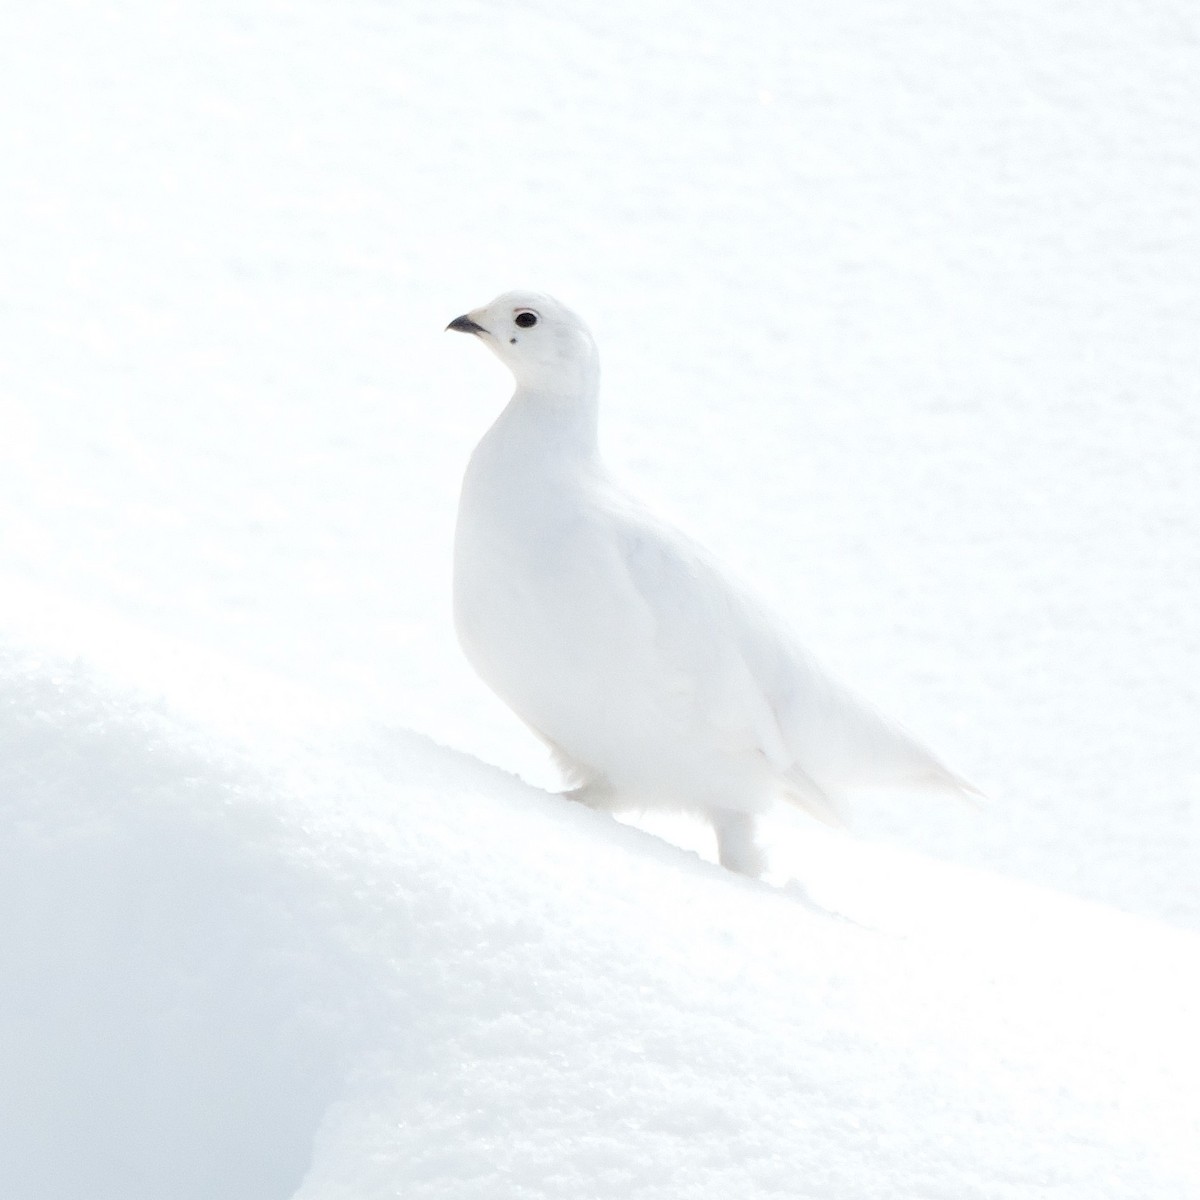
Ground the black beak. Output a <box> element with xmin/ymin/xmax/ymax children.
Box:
<box><xmin>446</xmin><ymin>314</ymin><xmax>486</xmax><ymax>335</ymax></box>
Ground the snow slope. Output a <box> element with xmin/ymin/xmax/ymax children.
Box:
<box><xmin>3</xmin><ymin>650</ymin><xmax>1198</xmax><ymax>1200</ymax></box>
<box><xmin>2</xmin><ymin>0</ymin><xmax>1200</xmax><ymax>1195</ymax></box>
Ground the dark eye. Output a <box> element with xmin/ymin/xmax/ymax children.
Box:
<box><xmin>514</xmin><ymin>311</ymin><xmax>538</xmax><ymax>328</ymax></box>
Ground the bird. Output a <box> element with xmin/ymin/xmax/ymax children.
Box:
<box><xmin>446</xmin><ymin>290</ymin><xmax>975</xmax><ymax>877</ymax></box>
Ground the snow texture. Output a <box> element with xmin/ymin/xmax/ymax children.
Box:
<box><xmin>2</xmin><ymin>0</ymin><xmax>1199</xmax><ymax>1196</ymax></box>
<box><xmin>3</xmin><ymin>649</ymin><xmax>1199</xmax><ymax>1200</ymax></box>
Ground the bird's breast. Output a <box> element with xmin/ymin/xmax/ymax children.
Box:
<box><xmin>453</xmin><ymin>456</ymin><xmax>658</xmax><ymax>728</ymax></box>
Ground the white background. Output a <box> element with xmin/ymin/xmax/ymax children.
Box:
<box><xmin>1</xmin><ymin>3</ymin><xmax>1198</xmax><ymax>1196</ymax></box>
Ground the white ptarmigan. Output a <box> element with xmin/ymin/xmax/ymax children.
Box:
<box><xmin>448</xmin><ymin>290</ymin><xmax>975</xmax><ymax>877</ymax></box>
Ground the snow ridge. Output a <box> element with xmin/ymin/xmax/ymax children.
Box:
<box><xmin>3</xmin><ymin>652</ymin><xmax>1197</xmax><ymax>1200</ymax></box>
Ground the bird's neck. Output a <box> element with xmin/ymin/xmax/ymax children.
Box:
<box><xmin>497</xmin><ymin>370</ymin><xmax>601</xmax><ymax>463</ymax></box>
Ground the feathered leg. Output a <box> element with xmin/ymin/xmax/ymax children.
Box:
<box><xmin>711</xmin><ymin>810</ymin><xmax>767</xmax><ymax>878</ymax></box>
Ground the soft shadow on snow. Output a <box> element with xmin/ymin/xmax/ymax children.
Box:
<box><xmin>0</xmin><ymin>653</ymin><xmax>356</xmax><ymax>1200</ymax></box>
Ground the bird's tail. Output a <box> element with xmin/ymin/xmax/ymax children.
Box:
<box><xmin>845</xmin><ymin>700</ymin><xmax>984</xmax><ymax>804</ymax></box>
<box><xmin>908</xmin><ymin>761</ymin><xmax>987</xmax><ymax>804</ymax></box>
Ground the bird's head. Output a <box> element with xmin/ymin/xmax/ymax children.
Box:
<box><xmin>446</xmin><ymin>290</ymin><xmax>598</xmax><ymax>392</ymax></box>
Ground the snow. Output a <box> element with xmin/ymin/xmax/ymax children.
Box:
<box><xmin>4</xmin><ymin>650</ymin><xmax>1198</xmax><ymax>1199</ymax></box>
<box><xmin>2</xmin><ymin>0</ymin><xmax>1199</xmax><ymax>1196</ymax></box>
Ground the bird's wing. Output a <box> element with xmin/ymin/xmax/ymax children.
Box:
<box><xmin>609</xmin><ymin>497</ymin><xmax>970</xmax><ymax>804</ymax></box>
<box><xmin>612</xmin><ymin>509</ymin><xmax>786</xmax><ymax>749</ymax></box>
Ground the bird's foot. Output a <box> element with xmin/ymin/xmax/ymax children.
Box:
<box><xmin>560</xmin><ymin>780</ymin><xmax>617</xmax><ymax>812</ymax></box>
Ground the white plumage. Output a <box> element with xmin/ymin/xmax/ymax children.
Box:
<box><xmin>448</xmin><ymin>290</ymin><xmax>974</xmax><ymax>876</ymax></box>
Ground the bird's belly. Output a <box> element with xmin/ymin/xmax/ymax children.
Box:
<box><xmin>455</xmin><ymin>534</ymin><xmax>653</xmax><ymax>732</ymax></box>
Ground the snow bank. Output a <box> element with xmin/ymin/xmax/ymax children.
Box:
<box><xmin>0</xmin><ymin>651</ymin><xmax>355</xmax><ymax>1199</ymax></box>
<box><xmin>3</xmin><ymin>650</ymin><xmax>1197</xmax><ymax>1200</ymax></box>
